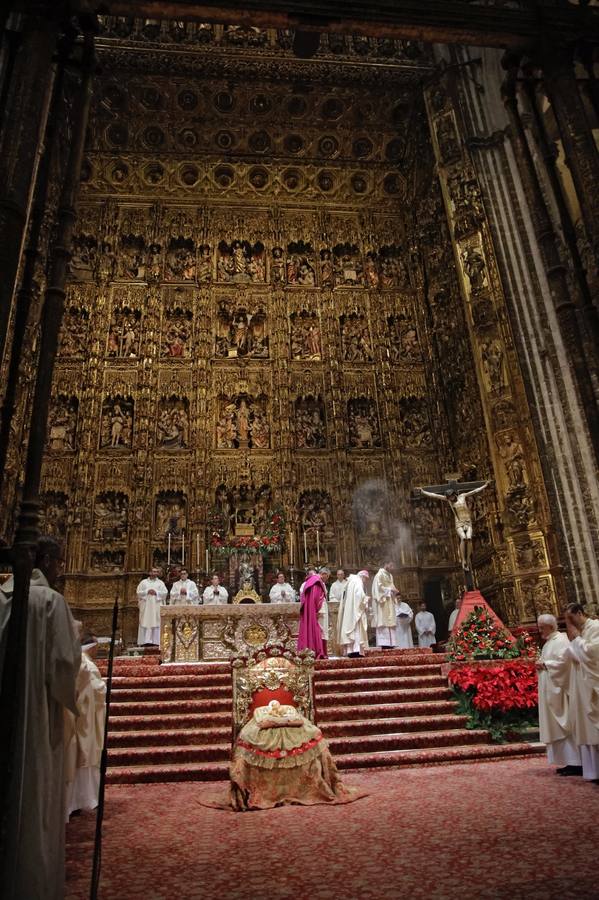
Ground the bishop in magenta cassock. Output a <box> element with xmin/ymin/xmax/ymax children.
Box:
<box><xmin>297</xmin><ymin>571</ymin><xmax>328</xmax><ymax>659</ymax></box>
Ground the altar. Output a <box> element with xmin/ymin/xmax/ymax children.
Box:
<box><xmin>160</xmin><ymin>601</ymin><xmax>341</xmax><ymax>661</ymax></box>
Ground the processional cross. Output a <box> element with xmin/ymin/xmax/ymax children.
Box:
<box><xmin>414</xmin><ymin>479</ymin><xmax>489</xmax><ymax>590</ymax></box>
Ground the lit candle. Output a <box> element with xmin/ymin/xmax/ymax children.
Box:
<box><xmin>316</xmin><ymin>529</ymin><xmax>320</xmax><ymax>561</ymax></box>
<box><xmin>181</xmin><ymin>531</ymin><xmax>185</xmax><ymax>565</ymax></box>
<box><xmin>167</xmin><ymin>532</ymin><xmax>171</xmax><ymax>566</ymax></box>
<box><xmin>303</xmin><ymin>531</ymin><xmax>308</xmax><ymax>564</ymax></box>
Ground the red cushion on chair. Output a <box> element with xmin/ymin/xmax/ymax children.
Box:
<box><xmin>249</xmin><ymin>686</ymin><xmax>296</xmax><ymax>714</ymax></box>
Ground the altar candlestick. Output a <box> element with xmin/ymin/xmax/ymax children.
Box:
<box><xmin>181</xmin><ymin>531</ymin><xmax>185</xmax><ymax>565</ymax></box>
<box><xmin>196</xmin><ymin>533</ymin><xmax>200</xmax><ymax>570</ymax></box>
<box><xmin>316</xmin><ymin>529</ymin><xmax>320</xmax><ymax>561</ymax></box>
<box><xmin>167</xmin><ymin>532</ymin><xmax>171</xmax><ymax>566</ymax></box>
<box><xmin>290</xmin><ymin>531</ymin><xmax>294</xmax><ymax>566</ymax></box>
<box><xmin>303</xmin><ymin>531</ymin><xmax>308</xmax><ymax>564</ymax></box>
<box><xmin>205</xmin><ymin>548</ymin><xmax>209</xmax><ymax>573</ymax></box>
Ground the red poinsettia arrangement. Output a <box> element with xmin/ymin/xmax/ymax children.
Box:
<box><xmin>210</xmin><ymin>506</ymin><xmax>286</xmax><ymax>556</ymax></box>
<box><xmin>446</xmin><ymin>605</ymin><xmax>536</xmax><ymax>662</ymax></box>
<box><xmin>448</xmin><ymin>660</ymin><xmax>538</xmax><ymax>714</ymax></box>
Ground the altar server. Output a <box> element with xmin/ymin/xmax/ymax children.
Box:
<box><xmin>371</xmin><ymin>562</ymin><xmax>399</xmax><ymax>649</ymax></box>
<box><xmin>170</xmin><ymin>567</ymin><xmax>200</xmax><ymax>605</ymax></box>
<box><xmin>269</xmin><ymin>571</ymin><xmax>297</xmax><ymax>603</ymax></box>
<box><xmin>535</xmin><ymin>614</ymin><xmax>581</xmax><ymax>773</ymax></box>
<box><xmin>337</xmin><ymin>570</ymin><xmax>370</xmax><ymax>658</ymax></box>
<box><xmin>136</xmin><ymin>566</ymin><xmax>168</xmax><ymax>645</ymax></box>
<box><xmin>448</xmin><ymin>597</ymin><xmax>462</xmax><ymax>632</ymax></box>
<box><xmin>415</xmin><ymin>601</ymin><xmax>436</xmax><ymax>649</ymax></box>
<box><xmin>563</xmin><ymin>603</ymin><xmax>599</xmax><ymax>780</ymax></box>
<box><xmin>329</xmin><ymin>569</ymin><xmax>348</xmax><ymax>604</ymax></box>
<box><xmin>395</xmin><ymin>599</ymin><xmax>414</xmax><ymax>649</ymax></box>
<box><xmin>64</xmin><ymin>633</ymin><xmax>107</xmax><ymax>818</ymax></box>
<box><xmin>203</xmin><ymin>574</ymin><xmax>229</xmax><ymax>605</ymax></box>
<box><xmin>0</xmin><ymin>536</ymin><xmax>80</xmax><ymax>900</ymax></box>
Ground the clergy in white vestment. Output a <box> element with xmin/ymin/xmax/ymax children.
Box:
<box><xmin>202</xmin><ymin>574</ymin><xmax>229</xmax><ymax>605</ymax></box>
<box><xmin>269</xmin><ymin>571</ymin><xmax>297</xmax><ymax>603</ymax></box>
<box><xmin>0</xmin><ymin>537</ymin><xmax>80</xmax><ymax>900</ymax></box>
<box><xmin>170</xmin><ymin>567</ymin><xmax>200</xmax><ymax>605</ymax></box>
<box><xmin>448</xmin><ymin>597</ymin><xmax>462</xmax><ymax>632</ymax></box>
<box><xmin>563</xmin><ymin>603</ymin><xmax>599</xmax><ymax>780</ymax></box>
<box><xmin>395</xmin><ymin>600</ymin><xmax>414</xmax><ymax>649</ymax></box>
<box><xmin>64</xmin><ymin>633</ymin><xmax>107</xmax><ymax>819</ymax></box>
<box><xmin>415</xmin><ymin>602</ymin><xmax>437</xmax><ymax>649</ymax></box>
<box><xmin>336</xmin><ymin>570</ymin><xmax>370</xmax><ymax>657</ymax></box>
<box><xmin>535</xmin><ymin>614</ymin><xmax>581</xmax><ymax>773</ymax></box>
<box><xmin>136</xmin><ymin>566</ymin><xmax>168</xmax><ymax>645</ymax></box>
<box><xmin>371</xmin><ymin>562</ymin><xmax>399</xmax><ymax>649</ymax></box>
<box><xmin>329</xmin><ymin>569</ymin><xmax>348</xmax><ymax>605</ymax></box>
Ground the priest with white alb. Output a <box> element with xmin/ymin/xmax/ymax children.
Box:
<box><xmin>395</xmin><ymin>597</ymin><xmax>414</xmax><ymax>649</ymax></box>
<box><xmin>203</xmin><ymin>574</ymin><xmax>229</xmax><ymax>605</ymax></box>
<box><xmin>269</xmin><ymin>571</ymin><xmax>297</xmax><ymax>603</ymax></box>
<box><xmin>329</xmin><ymin>568</ymin><xmax>348</xmax><ymax>605</ymax></box>
<box><xmin>136</xmin><ymin>566</ymin><xmax>168</xmax><ymax>645</ymax></box>
<box><xmin>371</xmin><ymin>561</ymin><xmax>399</xmax><ymax>649</ymax></box>
<box><xmin>535</xmin><ymin>613</ymin><xmax>581</xmax><ymax>774</ymax></box>
<box><xmin>336</xmin><ymin>570</ymin><xmax>370</xmax><ymax>658</ymax></box>
<box><xmin>563</xmin><ymin>602</ymin><xmax>599</xmax><ymax>781</ymax></box>
<box><xmin>170</xmin><ymin>567</ymin><xmax>200</xmax><ymax>604</ymax></box>
<box><xmin>415</xmin><ymin>601</ymin><xmax>436</xmax><ymax>648</ymax></box>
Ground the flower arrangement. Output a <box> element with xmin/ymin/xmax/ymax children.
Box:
<box><xmin>209</xmin><ymin>505</ymin><xmax>286</xmax><ymax>556</ymax></box>
<box><xmin>448</xmin><ymin>660</ymin><xmax>538</xmax><ymax>742</ymax></box>
<box><xmin>446</xmin><ymin>605</ymin><xmax>537</xmax><ymax>663</ymax></box>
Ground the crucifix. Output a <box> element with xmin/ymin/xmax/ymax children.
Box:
<box><xmin>415</xmin><ymin>479</ymin><xmax>489</xmax><ymax>590</ymax></box>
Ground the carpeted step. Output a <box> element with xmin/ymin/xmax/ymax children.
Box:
<box><xmin>108</xmin><ymin>742</ymin><xmax>230</xmax><ymax>766</ymax></box>
<box><xmin>108</xmin><ymin>726</ymin><xmax>231</xmax><ymax>748</ymax></box>
<box><xmin>110</xmin><ymin>685</ymin><xmax>232</xmax><ymax>702</ymax></box>
<box><xmin>108</xmin><ymin>711</ymin><xmax>232</xmax><ymax>732</ymax></box>
<box><xmin>315</xmin><ymin>663</ymin><xmax>443</xmax><ymax>681</ymax></box>
<box><xmin>106</xmin><ymin>760</ymin><xmax>229</xmax><ymax>784</ymax></box>
<box><xmin>157</xmin><ymin>662</ymin><xmax>231</xmax><ymax>676</ymax></box>
<box><xmin>326</xmin><ymin>727</ymin><xmax>490</xmax><ymax>756</ymax></box>
<box><xmin>334</xmin><ymin>741</ymin><xmax>545</xmax><ymax>770</ymax></box>
<box><xmin>320</xmin><ymin>714</ymin><xmax>469</xmax><ymax>738</ymax></box>
<box><xmin>313</xmin><ymin>674</ymin><xmax>447</xmax><ymax>693</ymax></box>
<box><xmin>111</xmin><ymin>673</ymin><xmax>232</xmax><ymax>689</ymax></box>
<box><xmin>110</xmin><ymin>698</ymin><xmax>231</xmax><ymax>716</ymax></box>
<box><xmin>316</xmin><ymin>652</ymin><xmax>439</xmax><ymax>670</ymax></box>
<box><xmin>316</xmin><ymin>699</ymin><xmax>460</xmax><ymax>722</ymax></box>
<box><xmin>316</xmin><ymin>685</ymin><xmax>453</xmax><ymax>708</ymax></box>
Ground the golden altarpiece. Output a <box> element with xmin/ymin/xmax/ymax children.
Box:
<box><xmin>3</xmin><ymin>20</ymin><xmax>564</xmax><ymax>640</ymax></box>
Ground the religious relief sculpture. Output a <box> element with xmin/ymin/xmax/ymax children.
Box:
<box><xmin>90</xmin><ymin>550</ymin><xmax>125</xmax><ymax>573</ymax></box>
<box><xmin>294</xmin><ymin>396</ymin><xmax>326</xmax><ymax>449</ymax></box>
<box><xmin>397</xmin><ymin>396</ymin><xmax>432</xmax><ymax>448</ymax></box>
<box><xmin>70</xmin><ymin>232</ymin><xmax>98</xmax><ymax>281</ymax></box>
<box><xmin>520</xmin><ymin>577</ymin><xmax>554</xmax><ymax>618</ymax></box>
<box><xmin>435</xmin><ymin>112</ymin><xmax>461</xmax><ymax>165</ymax></box>
<box><xmin>319</xmin><ymin>248</ymin><xmax>334</xmax><ymax>288</ymax></box>
<box><xmin>162</xmin><ymin>304</ymin><xmax>193</xmax><ymax>358</ymax></box>
<box><xmin>378</xmin><ymin>244</ymin><xmax>410</xmax><ymax>289</ymax></box>
<box><xmin>92</xmin><ymin>491</ymin><xmax>129</xmax><ymax>541</ymax></box>
<box><xmin>40</xmin><ymin>491</ymin><xmax>68</xmax><ymax>538</ymax></box>
<box><xmin>222</xmin><ymin>24</ymin><xmax>268</xmax><ymax>46</ymax></box>
<box><xmin>481</xmin><ymin>336</ymin><xmax>507</xmax><ymax>392</ymax></box>
<box><xmin>197</xmin><ymin>244</ymin><xmax>212</xmax><ymax>283</ymax></box>
<box><xmin>147</xmin><ymin>242</ymin><xmax>163</xmax><ymax>281</ymax></box>
<box><xmin>332</xmin><ymin>243</ymin><xmax>363</xmax><ymax>287</ymax></box>
<box><xmin>388</xmin><ymin>314</ymin><xmax>420</xmax><ymax>362</ymax></box>
<box><xmin>217</xmin><ymin>240</ymin><xmax>266</xmax><ymax>283</ymax></box>
<box><xmin>118</xmin><ymin>233</ymin><xmax>146</xmax><ymax>280</ymax></box>
<box><xmin>413</xmin><ymin>500</ymin><xmax>447</xmax><ymax>567</ymax></box>
<box><xmin>216</xmin><ymin>395</ymin><xmax>270</xmax><ymax>449</ymax></box>
<box><xmin>341</xmin><ymin>314</ymin><xmax>373</xmax><ymax>362</ymax></box>
<box><xmin>47</xmin><ymin>395</ymin><xmax>78</xmax><ymax>451</ymax></box>
<box><xmin>157</xmin><ymin>396</ymin><xmax>190</xmax><ymax>448</ymax></box>
<box><xmin>352</xmin><ymin>479</ymin><xmax>388</xmax><ymax>561</ymax></box>
<box><xmin>298</xmin><ymin>489</ymin><xmax>334</xmax><ymax>543</ymax></box>
<box><xmin>497</xmin><ymin>432</ymin><xmax>527</xmax><ymax>489</ymax></box>
<box><xmin>59</xmin><ymin>304</ymin><xmax>89</xmax><ymax>358</ymax></box>
<box><xmin>166</xmin><ymin>237</ymin><xmax>196</xmax><ymax>281</ymax></box>
<box><xmin>107</xmin><ymin>306</ymin><xmax>141</xmax><ymax>358</ymax></box>
<box><xmin>347</xmin><ymin>398</ymin><xmax>381</xmax><ymax>449</ymax></box>
<box><xmin>154</xmin><ymin>490</ymin><xmax>187</xmax><ymax>539</ymax></box>
<box><xmin>364</xmin><ymin>251</ymin><xmax>380</xmax><ymax>289</ymax></box>
<box><xmin>215</xmin><ymin>302</ymin><xmax>268</xmax><ymax>358</ymax></box>
<box><xmin>285</xmin><ymin>241</ymin><xmax>317</xmax><ymax>286</ymax></box>
<box><xmin>271</xmin><ymin>246</ymin><xmax>285</xmax><ymax>285</ymax></box>
<box><xmin>100</xmin><ymin>396</ymin><xmax>134</xmax><ymax>449</ymax></box>
<box><xmin>460</xmin><ymin>246</ymin><xmax>489</xmax><ymax>295</ymax></box>
<box><xmin>448</xmin><ymin>170</ymin><xmax>484</xmax><ymax>239</ymax></box>
<box><xmin>290</xmin><ymin>312</ymin><xmax>322</xmax><ymax>361</ymax></box>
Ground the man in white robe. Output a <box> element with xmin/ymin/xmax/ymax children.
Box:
<box><xmin>336</xmin><ymin>570</ymin><xmax>369</xmax><ymax>658</ymax></box>
<box><xmin>64</xmin><ymin>633</ymin><xmax>107</xmax><ymax>818</ymax></box>
<box><xmin>563</xmin><ymin>602</ymin><xmax>599</xmax><ymax>781</ymax></box>
<box><xmin>535</xmin><ymin>614</ymin><xmax>581</xmax><ymax>774</ymax></box>
<box><xmin>136</xmin><ymin>566</ymin><xmax>168</xmax><ymax>645</ymax></box>
<box><xmin>169</xmin><ymin>567</ymin><xmax>200</xmax><ymax>605</ymax></box>
<box><xmin>269</xmin><ymin>571</ymin><xmax>297</xmax><ymax>603</ymax></box>
<box><xmin>0</xmin><ymin>536</ymin><xmax>80</xmax><ymax>900</ymax></box>
<box><xmin>395</xmin><ymin>599</ymin><xmax>414</xmax><ymax>649</ymax></box>
<box><xmin>328</xmin><ymin>569</ymin><xmax>348</xmax><ymax>605</ymax></box>
<box><xmin>202</xmin><ymin>574</ymin><xmax>229</xmax><ymax>605</ymax></box>
<box><xmin>448</xmin><ymin>597</ymin><xmax>462</xmax><ymax>632</ymax></box>
<box><xmin>415</xmin><ymin>601</ymin><xmax>436</xmax><ymax>649</ymax></box>
<box><xmin>371</xmin><ymin>562</ymin><xmax>399</xmax><ymax>649</ymax></box>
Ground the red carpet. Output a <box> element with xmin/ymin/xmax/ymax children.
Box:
<box><xmin>65</xmin><ymin>757</ymin><xmax>599</xmax><ymax>900</ymax></box>
<box><xmin>103</xmin><ymin>650</ymin><xmax>540</xmax><ymax>783</ymax></box>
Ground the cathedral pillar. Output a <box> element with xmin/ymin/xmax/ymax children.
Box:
<box><xmin>540</xmin><ymin>44</ymin><xmax>599</xmax><ymax>270</ymax></box>
<box><xmin>501</xmin><ymin>55</ymin><xmax>599</xmax><ymax>466</ymax></box>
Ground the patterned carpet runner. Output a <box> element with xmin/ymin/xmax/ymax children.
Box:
<box><xmin>101</xmin><ymin>650</ymin><xmax>541</xmax><ymax>783</ymax></box>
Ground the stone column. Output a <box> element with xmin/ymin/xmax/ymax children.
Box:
<box><xmin>501</xmin><ymin>55</ymin><xmax>599</xmax><ymax>466</ymax></box>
